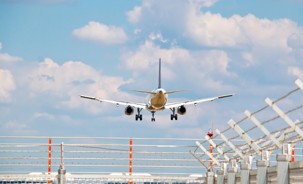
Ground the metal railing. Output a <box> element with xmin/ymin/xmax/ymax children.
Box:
<box><xmin>0</xmin><ymin>136</ymin><xmax>209</xmax><ymax>183</ymax></box>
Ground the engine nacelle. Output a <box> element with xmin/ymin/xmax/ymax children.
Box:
<box><xmin>124</xmin><ymin>106</ymin><xmax>134</xmax><ymax>115</ymax></box>
<box><xmin>177</xmin><ymin>105</ymin><xmax>186</xmax><ymax>115</ymax></box>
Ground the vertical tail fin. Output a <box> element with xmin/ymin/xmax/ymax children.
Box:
<box><xmin>158</xmin><ymin>58</ymin><xmax>161</xmax><ymax>89</ymax></box>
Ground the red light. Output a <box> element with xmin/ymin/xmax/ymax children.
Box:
<box><xmin>207</xmin><ymin>129</ymin><xmax>213</xmax><ymax>137</ymax></box>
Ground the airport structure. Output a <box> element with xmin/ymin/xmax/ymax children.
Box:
<box><xmin>1</xmin><ymin>79</ymin><xmax>303</xmax><ymax>184</ymax></box>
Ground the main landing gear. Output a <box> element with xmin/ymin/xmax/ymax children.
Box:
<box><xmin>170</xmin><ymin>108</ymin><xmax>178</xmax><ymax>120</ymax></box>
<box><xmin>135</xmin><ymin>108</ymin><xmax>143</xmax><ymax>121</ymax></box>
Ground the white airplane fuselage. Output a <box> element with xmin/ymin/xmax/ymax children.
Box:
<box><xmin>146</xmin><ymin>88</ymin><xmax>168</xmax><ymax>111</ymax></box>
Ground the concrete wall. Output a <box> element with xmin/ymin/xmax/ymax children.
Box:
<box><xmin>213</xmin><ymin>160</ymin><xmax>303</xmax><ymax>184</ymax></box>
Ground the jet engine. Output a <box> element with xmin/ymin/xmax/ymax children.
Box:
<box><xmin>124</xmin><ymin>106</ymin><xmax>134</xmax><ymax>115</ymax></box>
<box><xmin>177</xmin><ymin>105</ymin><xmax>186</xmax><ymax>115</ymax></box>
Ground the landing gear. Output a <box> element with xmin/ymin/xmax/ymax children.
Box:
<box><xmin>171</xmin><ymin>114</ymin><xmax>178</xmax><ymax>120</ymax></box>
<box><xmin>170</xmin><ymin>108</ymin><xmax>178</xmax><ymax>120</ymax></box>
<box><xmin>135</xmin><ymin>108</ymin><xmax>143</xmax><ymax>121</ymax></box>
<box><xmin>151</xmin><ymin>112</ymin><xmax>156</xmax><ymax>122</ymax></box>
<box><xmin>136</xmin><ymin>114</ymin><xmax>143</xmax><ymax>121</ymax></box>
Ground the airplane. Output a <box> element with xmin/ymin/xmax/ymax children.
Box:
<box><xmin>80</xmin><ymin>59</ymin><xmax>234</xmax><ymax>122</ymax></box>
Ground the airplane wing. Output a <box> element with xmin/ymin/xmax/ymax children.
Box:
<box><xmin>80</xmin><ymin>95</ymin><xmax>146</xmax><ymax>109</ymax></box>
<box><xmin>164</xmin><ymin>93</ymin><xmax>235</xmax><ymax>109</ymax></box>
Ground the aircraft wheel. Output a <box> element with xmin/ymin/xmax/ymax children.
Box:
<box><xmin>170</xmin><ymin>114</ymin><xmax>174</xmax><ymax>120</ymax></box>
<box><xmin>135</xmin><ymin>115</ymin><xmax>138</xmax><ymax>121</ymax></box>
<box><xmin>175</xmin><ymin>114</ymin><xmax>178</xmax><ymax>120</ymax></box>
<box><xmin>140</xmin><ymin>114</ymin><xmax>143</xmax><ymax>121</ymax></box>
<box><xmin>151</xmin><ymin>117</ymin><xmax>155</xmax><ymax>122</ymax></box>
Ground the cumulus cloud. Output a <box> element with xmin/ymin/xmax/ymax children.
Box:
<box><xmin>33</xmin><ymin>112</ymin><xmax>55</xmax><ymax>120</ymax></box>
<box><xmin>72</xmin><ymin>21</ymin><xmax>128</xmax><ymax>44</ymax></box>
<box><xmin>127</xmin><ymin>0</ymin><xmax>303</xmax><ymax>52</ymax></box>
<box><xmin>0</xmin><ymin>42</ymin><xmax>22</xmax><ymax>62</ymax></box>
<box><xmin>28</xmin><ymin>58</ymin><xmax>136</xmax><ymax>113</ymax></box>
<box><xmin>0</xmin><ymin>69</ymin><xmax>16</xmax><ymax>101</ymax></box>
<box><xmin>1</xmin><ymin>0</ymin><xmax>72</xmax><ymax>4</ymax></box>
<box><xmin>127</xmin><ymin>6</ymin><xmax>142</xmax><ymax>24</ymax></box>
<box><xmin>0</xmin><ymin>53</ymin><xmax>22</xmax><ymax>62</ymax></box>
<box><xmin>186</xmin><ymin>12</ymin><xmax>301</xmax><ymax>51</ymax></box>
<box><xmin>148</xmin><ymin>32</ymin><xmax>167</xmax><ymax>43</ymax></box>
<box><xmin>0</xmin><ymin>121</ymin><xmax>37</xmax><ymax>135</ymax></box>
<box><xmin>190</xmin><ymin>0</ymin><xmax>218</xmax><ymax>7</ymax></box>
<box><xmin>126</xmin><ymin>0</ymin><xmax>218</xmax><ymax>25</ymax></box>
<box><xmin>288</xmin><ymin>33</ymin><xmax>303</xmax><ymax>48</ymax></box>
<box><xmin>124</xmin><ymin>0</ymin><xmax>303</xmax><ymax>89</ymax></box>
<box><xmin>121</xmin><ymin>40</ymin><xmax>235</xmax><ymax>93</ymax></box>
<box><xmin>288</xmin><ymin>67</ymin><xmax>303</xmax><ymax>79</ymax></box>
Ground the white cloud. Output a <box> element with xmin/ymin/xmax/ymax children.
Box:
<box><xmin>28</xmin><ymin>58</ymin><xmax>136</xmax><ymax>113</ymax></box>
<box><xmin>0</xmin><ymin>43</ymin><xmax>22</xmax><ymax>62</ymax></box>
<box><xmin>33</xmin><ymin>112</ymin><xmax>55</xmax><ymax>120</ymax></box>
<box><xmin>127</xmin><ymin>6</ymin><xmax>142</xmax><ymax>24</ymax></box>
<box><xmin>128</xmin><ymin>0</ymin><xmax>303</xmax><ymax>53</ymax></box>
<box><xmin>186</xmin><ymin>12</ymin><xmax>247</xmax><ymax>48</ymax></box>
<box><xmin>72</xmin><ymin>21</ymin><xmax>128</xmax><ymax>44</ymax></box>
<box><xmin>148</xmin><ymin>32</ymin><xmax>167</xmax><ymax>43</ymax></box>
<box><xmin>0</xmin><ymin>53</ymin><xmax>22</xmax><ymax>62</ymax></box>
<box><xmin>241</xmin><ymin>52</ymin><xmax>255</xmax><ymax>67</ymax></box>
<box><xmin>190</xmin><ymin>0</ymin><xmax>218</xmax><ymax>7</ymax></box>
<box><xmin>127</xmin><ymin>0</ymin><xmax>218</xmax><ymax>25</ymax></box>
<box><xmin>288</xmin><ymin>33</ymin><xmax>303</xmax><ymax>48</ymax></box>
<box><xmin>186</xmin><ymin>12</ymin><xmax>301</xmax><ymax>51</ymax></box>
<box><xmin>288</xmin><ymin>67</ymin><xmax>303</xmax><ymax>79</ymax></box>
<box><xmin>121</xmin><ymin>40</ymin><xmax>190</xmax><ymax>72</ymax></box>
<box><xmin>121</xmin><ymin>40</ymin><xmax>235</xmax><ymax>93</ymax></box>
<box><xmin>0</xmin><ymin>69</ymin><xmax>16</xmax><ymax>101</ymax></box>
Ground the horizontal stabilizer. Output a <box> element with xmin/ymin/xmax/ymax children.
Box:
<box><xmin>133</xmin><ymin>90</ymin><xmax>157</xmax><ymax>95</ymax></box>
<box><xmin>164</xmin><ymin>90</ymin><xmax>186</xmax><ymax>95</ymax></box>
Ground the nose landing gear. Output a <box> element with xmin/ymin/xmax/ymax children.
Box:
<box><xmin>151</xmin><ymin>112</ymin><xmax>156</xmax><ymax>122</ymax></box>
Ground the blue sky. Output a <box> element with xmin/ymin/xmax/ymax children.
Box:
<box><xmin>0</xmin><ymin>0</ymin><xmax>303</xmax><ymax>139</ymax></box>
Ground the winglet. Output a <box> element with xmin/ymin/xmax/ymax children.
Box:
<box><xmin>80</xmin><ymin>95</ymin><xmax>97</xmax><ymax>100</ymax></box>
<box><xmin>158</xmin><ymin>58</ymin><xmax>161</xmax><ymax>89</ymax></box>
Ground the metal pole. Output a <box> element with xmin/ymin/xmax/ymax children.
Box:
<box><xmin>57</xmin><ymin>142</ymin><xmax>66</xmax><ymax>184</ymax></box>
<box><xmin>292</xmin><ymin>145</ymin><xmax>295</xmax><ymax>163</ymax></box>
<box><xmin>47</xmin><ymin>138</ymin><xmax>52</xmax><ymax>184</ymax></box>
<box><xmin>129</xmin><ymin>138</ymin><xmax>133</xmax><ymax>184</ymax></box>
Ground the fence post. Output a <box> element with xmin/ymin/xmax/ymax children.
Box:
<box><xmin>216</xmin><ymin>170</ymin><xmax>225</xmax><ymax>184</ymax></box>
<box><xmin>57</xmin><ymin>143</ymin><xmax>66</xmax><ymax>184</ymax></box>
<box><xmin>256</xmin><ymin>151</ymin><xmax>269</xmax><ymax>184</ymax></box>
<box><xmin>227</xmin><ymin>159</ymin><xmax>237</xmax><ymax>184</ymax></box>
<box><xmin>240</xmin><ymin>156</ymin><xmax>252</xmax><ymax>184</ymax></box>
<box><xmin>277</xmin><ymin>144</ymin><xmax>291</xmax><ymax>184</ymax></box>
<box><xmin>207</xmin><ymin>171</ymin><xmax>214</xmax><ymax>184</ymax></box>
